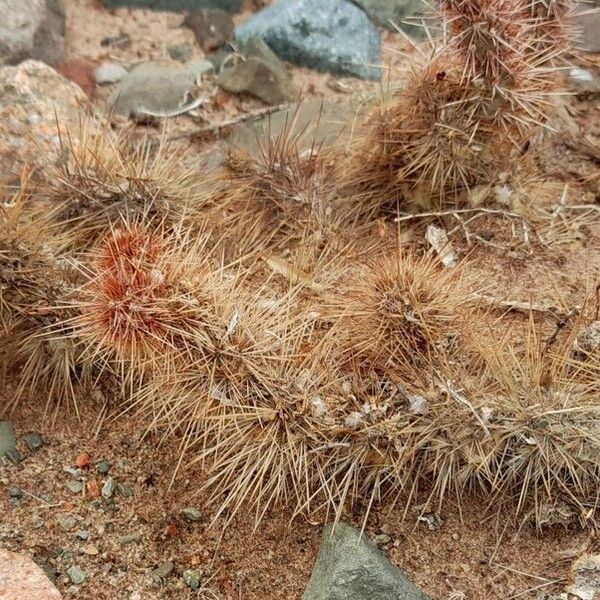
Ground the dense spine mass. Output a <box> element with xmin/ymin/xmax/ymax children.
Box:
<box><xmin>1</xmin><ymin>0</ymin><xmax>593</xmax><ymax>529</ymax></box>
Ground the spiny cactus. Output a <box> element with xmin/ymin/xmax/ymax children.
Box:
<box><xmin>354</xmin><ymin>0</ymin><xmax>575</xmax><ymax>207</ymax></box>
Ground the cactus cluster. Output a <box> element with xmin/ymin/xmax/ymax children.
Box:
<box><xmin>1</xmin><ymin>0</ymin><xmax>595</xmax><ymax>529</ymax></box>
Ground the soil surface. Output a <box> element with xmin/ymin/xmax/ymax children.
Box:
<box><xmin>1</xmin><ymin>1</ymin><xmax>600</xmax><ymax>599</ymax></box>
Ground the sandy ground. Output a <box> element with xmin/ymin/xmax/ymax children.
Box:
<box><xmin>1</xmin><ymin>0</ymin><xmax>600</xmax><ymax>599</ymax></box>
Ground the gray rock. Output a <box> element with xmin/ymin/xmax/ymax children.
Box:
<box><xmin>152</xmin><ymin>561</ymin><xmax>174</xmax><ymax>582</ymax></box>
<box><xmin>576</xmin><ymin>8</ymin><xmax>600</xmax><ymax>53</ymax></box>
<box><xmin>352</xmin><ymin>0</ymin><xmax>427</xmax><ymax>36</ymax></box>
<box><xmin>183</xmin><ymin>569</ymin><xmax>201</xmax><ymax>589</ymax></box>
<box><xmin>217</xmin><ymin>37</ymin><xmax>296</xmax><ymax>104</ymax></box>
<box><xmin>303</xmin><ymin>522</ymin><xmax>430</xmax><ymax>600</ymax></box>
<box><xmin>101</xmin><ymin>0</ymin><xmax>241</xmax><ymax>13</ymax></box>
<box><xmin>119</xmin><ymin>533</ymin><xmax>142</xmax><ymax>544</ymax></box>
<box><xmin>107</xmin><ymin>61</ymin><xmax>198</xmax><ymax>117</ymax></box>
<box><xmin>67</xmin><ymin>565</ymin><xmax>86</xmax><ymax>585</ymax></box>
<box><xmin>101</xmin><ymin>477</ymin><xmax>116</xmax><ymax>499</ymax></box>
<box><xmin>218</xmin><ymin>57</ymin><xmax>293</xmax><ymax>104</ymax></box>
<box><xmin>9</xmin><ymin>486</ymin><xmax>23</xmax><ymax>499</ymax></box>
<box><xmin>95</xmin><ymin>63</ymin><xmax>128</xmax><ymax>85</ymax></box>
<box><xmin>167</xmin><ymin>43</ymin><xmax>194</xmax><ymax>62</ymax></box>
<box><xmin>76</xmin><ymin>530</ymin><xmax>89</xmax><ymax>540</ymax></box>
<box><xmin>96</xmin><ymin>459</ymin><xmax>111</xmax><ymax>475</ymax></box>
<box><xmin>0</xmin><ymin>0</ymin><xmax>65</xmax><ymax>67</ymax></box>
<box><xmin>66</xmin><ymin>480</ymin><xmax>83</xmax><ymax>494</ymax></box>
<box><xmin>116</xmin><ymin>482</ymin><xmax>134</xmax><ymax>498</ymax></box>
<box><xmin>24</xmin><ymin>432</ymin><xmax>44</xmax><ymax>451</ymax></box>
<box><xmin>184</xmin><ymin>9</ymin><xmax>234</xmax><ymax>51</ymax></box>
<box><xmin>0</xmin><ymin>421</ymin><xmax>17</xmax><ymax>461</ymax></box>
<box><xmin>59</xmin><ymin>515</ymin><xmax>78</xmax><ymax>531</ymax></box>
<box><xmin>182</xmin><ymin>507</ymin><xmax>202</xmax><ymax>522</ymax></box>
<box><xmin>235</xmin><ymin>0</ymin><xmax>381</xmax><ymax>80</ymax></box>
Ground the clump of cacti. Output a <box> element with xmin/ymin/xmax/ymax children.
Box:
<box><xmin>354</xmin><ymin>0</ymin><xmax>575</xmax><ymax>207</ymax></box>
<box><xmin>1</xmin><ymin>0</ymin><xmax>596</xmax><ymax>533</ymax></box>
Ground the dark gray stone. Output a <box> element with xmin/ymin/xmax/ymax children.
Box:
<box><xmin>184</xmin><ymin>9</ymin><xmax>234</xmax><ymax>51</ymax></box>
<box><xmin>96</xmin><ymin>459</ymin><xmax>111</xmax><ymax>475</ymax></box>
<box><xmin>101</xmin><ymin>0</ymin><xmax>241</xmax><ymax>13</ymax></box>
<box><xmin>24</xmin><ymin>432</ymin><xmax>44</xmax><ymax>451</ymax></box>
<box><xmin>352</xmin><ymin>0</ymin><xmax>427</xmax><ymax>36</ymax></box>
<box><xmin>119</xmin><ymin>533</ymin><xmax>142</xmax><ymax>544</ymax></box>
<box><xmin>217</xmin><ymin>37</ymin><xmax>296</xmax><ymax>104</ymax></box>
<box><xmin>0</xmin><ymin>421</ymin><xmax>17</xmax><ymax>461</ymax></box>
<box><xmin>0</xmin><ymin>0</ymin><xmax>66</xmax><ymax>67</ymax></box>
<box><xmin>235</xmin><ymin>0</ymin><xmax>381</xmax><ymax>80</ymax></box>
<box><xmin>303</xmin><ymin>523</ymin><xmax>430</xmax><ymax>600</ymax></box>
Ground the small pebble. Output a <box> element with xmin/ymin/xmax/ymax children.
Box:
<box><xmin>82</xmin><ymin>544</ymin><xmax>99</xmax><ymax>556</ymax></box>
<box><xmin>102</xmin><ymin>477</ymin><xmax>116</xmax><ymax>499</ymax></box>
<box><xmin>119</xmin><ymin>533</ymin><xmax>142</xmax><ymax>545</ymax></box>
<box><xmin>60</xmin><ymin>515</ymin><xmax>78</xmax><ymax>531</ymax></box>
<box><xmin>32</xmin><ymin>518</ymin><xmax>44</xmax><ymax>529</ymax></box>
<box><xmin>24</xmin><ymin>432</ymin><xmax>44</xmax><ymax>451</ymax></box>
<box><xmin>182</xmin><ymin>507</ymin><xmax>201</xmax><ymax>522</ymax></box>
<box><xmin>67</xmin><ymin>480</ymin><xmax>84</xmax><ymax>494</ymax></box>
<box><xmin>67</xmin><ymin>565</ymin><xmax>86</xmax><ymax>585</ymax></box>
<box><xmin>183</xmin><ymin>569</ymin><xmax>201</xmax><ymax>590</ymax></box>
<box><xmin>96</xmin><ymin>459</ymin><xmax>111</xmax><ymax>475</ymax></box>
<box><xmin>152</xmin><ymin>561</ymin><xmax>174</xmax><ymax>582</ymax></box>
<box><xmin>117</xmin><ymin>482</ymin><xmax>134</xmax><ymax>498</ymax></box>
<box><xmin>76</xmin><ymin>530</ymin><xmax>89</xmax><ymax>540</ymax></box>
<box><xmin>373</xmin><ymin>533</ymin><xmax>391</xmax><ymax>545</ymax></box>
<box><xmin>9</xmin><ymin>486</ymin><xmax>22</xmax><ymax>499</ymax></box>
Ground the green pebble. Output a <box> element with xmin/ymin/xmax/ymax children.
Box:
<box><xmin>183</xmin><ymin>569</ymin><xmax>201</xmax><ymax>590</ymax></box>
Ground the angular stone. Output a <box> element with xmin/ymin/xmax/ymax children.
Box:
<box><xmin>101</xmin><ymin>477</ymin><xmax>116</xmax><ymax>499</ymax></box>
<box><xmin>101</xmin><ymin>0</ymin><xmax>241</xmax><ymax>13</ymax></box>
<box><xmin>217</xmin><ymin>36</ymin><xmax>296</xmax><ymax>104</ymax></box>
<box><xmin>303</xmin><ymin>523</ymin><xmax>430</xmax><ymax>600</ymax></box>
<box><xmin>183</xmin><ymin>569</ymin><xmax>201</xmax><ymax>589</ymax></box>
<box><xmin>182</xmin><ymin>507</ymin><xmax>202</xmax><ymax>522</ymax></box>
<box><xmin>0</xmin><ymin>0</ymin><xmax>65</xmax><ymax>67</ymax></box>
<box><xmin>0</xmin><ymin>60</ymin><xmax>90</xmax><ymax>181</ymax></box>
<box><xmin>235</xmin><ymin>0</ymin><xmax>381</xmax><ymax>80</ymax></box>
<box><xmin>23</xmin><ymin>433</ymin><xmax>44</xmax><ymax>451</ymax></box>
<box><xmin>66</xmin><ymin>565</ymin><xmax>85</xmax><ymax>585</ymax></box>
<box><xmin>0</xmin><ymin>549</ymin><xmax>62</xmax><ymax>599</ymax></box>
<box><xmin>218</xmin><ymin>57</ymin><xmax>295</xmax><ymax>104</ymax></box>
<box><xmin>107</xmin><ymin>61</ymin><xmax>198</xmax><ymax>117</ymax></box>
<box><xmin>0</xmin><ymin>421</ymin><xmax>16</xmax><ymax>460</ymax></box>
